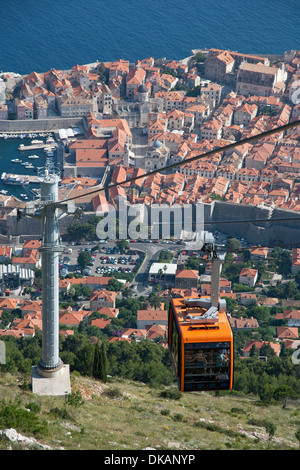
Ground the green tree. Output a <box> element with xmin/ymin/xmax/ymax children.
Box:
<box><xmin>122</xmin><ymin>287</ymin><xmax>133</xmax><ymax>298</ymax></box>
<box><xmin>148</xmin><ymin>293</ymin><xmax>162</xmax><ymax>310</ymax></box>
<box><xmin>93</xmin><ymin>341</ymin><xmax>108</xmax><ymax>382</ymax></box>
<box><xmin>107</xmin><ymin>278</ymin><xmax>123</xmax><ymax>292</ymax></box>
<box><xmin>78</xmin><ymin>251</ymin><xmax>91</xmax><ymax>269</ymax></box>
<box><xmin>273</xmin><ymin>385</ymin><xmax>296</xmax><ymax>408</ymax></box>
<box><xmin>193</xmin><ymin>52</ymin><xmax>206</xmax><ymax>63</ymax></box>
<box><xmin>158</xmin><ymin>250</ymin><xmax>173</xmax><ymax>263</ymax></box>
<box><xmin>74</xmin><ymin>343</ymin><xmax>95</xmax><ymax>376</ymax></box>
<box><xmin>116</xmin><ymin>239</ymin><xmax>129</xmax><ymax>253</ymax></box>
<box><xmin>265</xmin><ymin>421</ymin><xmax>276</xmax><ymax>444</ymax></box>
<box><xmin>226</xmin><ymin>238</ymin><xmax>242</xmax><ymax>252</ymax></box>
<box><xmin>259</xmin><ymin>383</ymin><xmax>276</xmax><ymax>404</ymax></box>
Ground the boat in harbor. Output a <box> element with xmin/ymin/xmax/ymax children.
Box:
<box><xmin>11</xmin><ymin>158</ymin><xmax>22</xmax><ymax>163</ymax></box>
<box><xmin>1</xmin><ymin>173</ymin><xmax>29</xmax><ymax>186</ymax></box>
<box><xmin>31</xmin><ymin>139</ymin><xmax>44</xmax><ymax>145</ymax></box>
<box><xmin>28</xmin><ymin>155</ymin><xmax>39</xmax><ymax>159</ymax></box>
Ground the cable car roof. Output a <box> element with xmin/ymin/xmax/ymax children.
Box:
<box><xmin>171</xmin><ymin>297</ymin><xmax>233</xmax><ymax>344</ymax></box>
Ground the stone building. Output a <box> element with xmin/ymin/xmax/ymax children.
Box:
<box><xmin>144</xmin><ymin>139</ymin><xmax>170</xmax><ymax>171</ymax></box>
<box><xmin>236</xmin><ymin>62</ymin><xmax>287</xmax><ymax>97</ymax></box>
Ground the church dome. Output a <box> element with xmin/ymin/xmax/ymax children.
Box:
<box><xmin>138</xmin><ymin>84</ymin><xmax>148</xmax><ymax>93</ymax></box>
<box><xmin>153</xmin><ymin>140</ymin><xmax>162</xmax><ymax>148</ymax></box>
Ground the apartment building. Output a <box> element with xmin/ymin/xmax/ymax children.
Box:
<box><xmin>15</xmin><ymin>99</ymin><xmax>34</xmax><ymax>120</ymax></box>
<box><xmin>57</xmin><ymin>93</ymin><xmax>93</xmax><ymax>117</ymax></box>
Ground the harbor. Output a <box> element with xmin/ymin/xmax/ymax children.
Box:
<box><xmin>0</xmin><ymin>134</ymin><xmax>58</xmax><ymax>201</ymax></box>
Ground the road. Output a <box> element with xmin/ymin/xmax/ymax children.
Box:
<box><xmin>60</xmin><ymin>230</ymin><xmax>235</xmax><ymax>296</ymax></box>
<box><xmin>130</xmin><ymin>240</ymin><xmax>184</xmax><ymax>295</ymax></box>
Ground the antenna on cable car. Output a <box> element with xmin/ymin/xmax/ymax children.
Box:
<box><xmin>184</xmin><ymin>231</ymin><xmax>226</xmax><ymax>323</ymax></box>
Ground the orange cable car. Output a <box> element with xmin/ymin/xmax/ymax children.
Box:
<box><xmin>168</xmin><ymin>297</ymin><xmax>233</xmax><ymax>391</ymax></box>
<box><xmin>168</xmin><ymin>237</ymin><xmax>234</xmax><ymax>392</ymax></box>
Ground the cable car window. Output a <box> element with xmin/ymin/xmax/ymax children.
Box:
<box><xmin>184</xmin><ymin>342</ymin><xmax>231</xmax><ymax>391</ymax></box>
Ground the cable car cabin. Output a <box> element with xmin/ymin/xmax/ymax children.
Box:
<box><xmin>168</xmin><ymin>297</ymin><xmax>233</xmax><ymax>392</ymax></box>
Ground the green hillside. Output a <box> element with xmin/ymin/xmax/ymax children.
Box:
<box><xmin>0</xmin><ymin>371</ymin><xmax>299</xmax><ymax>450</ymax></box>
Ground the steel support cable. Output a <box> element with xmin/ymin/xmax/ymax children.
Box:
<box><xmin>49</xmin><ymin>118</ymin><xmax>300</xmax><ymax>207</ymax></box>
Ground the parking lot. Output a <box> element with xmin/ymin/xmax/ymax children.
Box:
<box><xmin>59</xmin><ymin>243</ymin><xmax>142</xmax><ymax>278</ymax></box>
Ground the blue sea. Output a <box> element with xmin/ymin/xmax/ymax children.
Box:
<box><xmin>1</xmin><ymin>0</ymin><xmax>299</xmax><ymax>75</ymax></box>
<box><xmin>0</xmin><ymin>0</ymin><xmax>299</xmax><ymax>198</ymax></box>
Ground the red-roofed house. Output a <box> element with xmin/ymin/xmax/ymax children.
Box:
<box><xmin>242</xmin><ymin>340</ymin><xmax>280</xmax><ymax>357</ymax></box>
<box><xmin>91</xmin><ymin>317</ymin><xmax>111</xmax><ymax>329</ymax></box>
<box><xmin>239</xmin><ymin>268</ymin><xmax>258</xmax><ymax>287</ymax></box>
<box><xmin>277</xmin><ymin>326</ymin><xmax>298</xmax><ymax>340</ymax></box>
<box><xmin>175</xmin><ymin>268</ymin><xmax>199</xmax><ymax>289</ymax></box>
<box><xmin>250</xmin><ymin>247</ymin><xmax>268</xmax><ymax>260</ymax></box>
<box><xmin>0</xmin><ymin>246</ymin><xmax>12</xmax><ymax>262</ymax></box>
<box><xmin>96</xmin><ymin>306</ymin><xmax>119</xmax><ymax>318</ymax></box>
<box><xmin>22</xmin><ymin>239</ymin><xmax>41</xmax><ymax>255</ymax></box>
<box><xmin>12</xmin><ymin>252</ymin><xmax>40</xmax><ymax>269</ymax></box>
<box><xmin>277</xmin><ymin>310</ymin><xmax>300</xmax><ymax>327</ymax></box>
<box><xmin>137</xmin><ymin>309</ymin><xmax>168</xmax><ymax>329</ymax></box>
<box><xmin>90</xmin><ymin>289</ymin><xmax>116</xmax><ymax>310</ymax></box>
<box><xmin>59</xmin><ymin>310</ymin><xmax>89</xmax><ymax>326</ymax></box>
<box><xmin>120</xmin><ymin>328</ymin><xmax>147</xmax><ymax>341</ymax></box>
<box><xmin>0</xmin><ymin>297</ymin><xmax>20</xmax><ymax>311</ymax></box>
<box><xmin>228</xmin><ymin>315</ymin><xmax>259</xmax><ymax>330</ymax></box>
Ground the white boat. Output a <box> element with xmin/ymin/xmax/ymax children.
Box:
<box><xmin>28</xmin><ymin>155</ymin><xmax>39</xmax><ymax>159</ymax></box>
<box><xmin>0</xmin><ymin>189</ymin><xmax>8</xmax><ymax>194</ymax></box>
<box><xmin>31</xmin><ymin>139</ymin><xmax>43</xmax><ymax>144</ymax></box>
<box><xmin>2</xmin><ymin>174</ymin><xmax>29</xmax><ymax>186</ymax></box>
<box><xmin>11</xmin><ymin>159</ymin><xmax>22</xmax><ymax>163</ymax></box>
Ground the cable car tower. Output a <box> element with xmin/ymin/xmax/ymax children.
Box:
<box><xmin>25</xmin><ymin>164</ymin><xmax>76</xmax><ymax>396</ymax></box>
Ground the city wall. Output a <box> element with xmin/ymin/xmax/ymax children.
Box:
<box><xmin>4</xmin><ymin>200</ymin><xmax>300</xmax><ymax>247</ymax></box>
<box><xmin>209</xmin><ymin>201</ymin><xmax>300</xmax><ymax>245</ymax></box>
<box><xmin>0</xmin><ymin>117</ymin><xmax>84</xmax><ymax>133</ymax></box>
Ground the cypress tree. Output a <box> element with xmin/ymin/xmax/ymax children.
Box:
<box><xmin>93</xmin><ymin>341</ymin><xmax>108</xmax><ymax>383</ymax></box>
<box><xmin>92</xmin><ymin>341</ymin><xmax>101</xmax><ymax>379</ymax></box>
<box><xmin>100</xmin><ymin>342</ymin><xmax>108</xmax><ymax>383</ymax></box>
